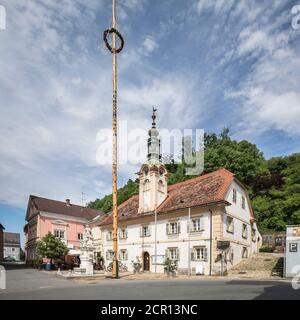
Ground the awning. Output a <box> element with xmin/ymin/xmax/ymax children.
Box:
<box><xmin>68</xmin><ymin>249</ymin><xmax>81</xmax><ymax>255</ymax></box>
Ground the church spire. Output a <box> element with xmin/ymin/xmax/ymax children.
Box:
<box><xmin>138</xmin><ymin>108</ymin><xmax>168</xmax><ymax>213</ymax></box>
<box><xmin>152</xmin><ymin>107</ymin><xmax>157</xmax><ymax>129</ymax></box>
<box><xmin>147</xmin><ymin>107</ymin><xmax>161</xmax><ymax>163</ymax></box>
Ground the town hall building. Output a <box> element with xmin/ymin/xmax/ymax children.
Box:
<box><xmin>92</xmin><ymin>111</ymin><xmax>262</xmax><ymax>275</ymax></box>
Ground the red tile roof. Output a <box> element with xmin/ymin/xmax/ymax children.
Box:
<box><xmin>4</xmin><ymin>232</ymin><xmax>20</xmax><ymax>246</ymax></box>
<box><xmin>98</xmin><ymin>168</ymin><xmax>239</xmax><ymax>226</ymax></box>
<box><xmin>26</xmin><ymin>195</ymin><xmax>104</xmax><ymax>221</ymax></box>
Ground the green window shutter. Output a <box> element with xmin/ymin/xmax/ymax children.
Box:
<box><xmin>177</xmin><ymin>222</ymin><xmax>181</xmax><ymax>234</ymax></box>
<box><xmin>166</xmin><ymin>223</ymin><xmax>169</xmax><ymax>235</ymax></box>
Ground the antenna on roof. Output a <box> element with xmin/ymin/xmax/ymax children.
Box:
<box><xmin>81</xmin><ymin>186</ymin><xmax>87</xmax><ymax>207</ymax></box>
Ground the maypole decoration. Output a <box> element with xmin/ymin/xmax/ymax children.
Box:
<box><xmin>103</xmin><ymin>0</ymin><xmax>124</xmax><ymax>278</ymax></box>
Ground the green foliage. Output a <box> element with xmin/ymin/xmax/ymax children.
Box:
<box><xmin>88</xmin><ymin>128</ymin><xmax>300</xmax><ymax>232</ymax></box>
<box><xmin>36</xmin><ymin>232</ymin><xmax>69</xmax><ymax>263</ymax></box>
<box><xmin>259</xmin><ymin>246</ymin><xmax>274</xmax><ymax>253</ymax></box>
<box><xmin>164</xmin><ymin>258</ymin><xmax>178</xmax><ymax>273</ymax></box>
<box><xmin>89</xmin><ymin>179</ymin><xmax>138</xmax><ymax>212</ymax></box>
<box><xmin>20</xmin><ymin>248</ymin><xmax>26</xmax><ymax>261</ymax></box>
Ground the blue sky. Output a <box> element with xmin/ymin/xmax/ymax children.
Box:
<box><xmin>0</xmin><ymin>0</ymin><xmax>299</xmax><ymax>247</ymax></box>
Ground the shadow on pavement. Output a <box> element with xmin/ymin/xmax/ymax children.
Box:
<box><xmin>253</xmin><ymin>284</ymin><xmax>300</xmax><ymax>300</ymax></box>
<box><xmin>0</xmin><ymin>263</ymin><xmax>31</xmax><ymax>270</ymax></box>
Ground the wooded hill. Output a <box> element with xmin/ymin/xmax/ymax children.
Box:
<box><xmin>89</xmin><ymin>129</ymin><xmax>300</xmax><ymax>232</ymax></box>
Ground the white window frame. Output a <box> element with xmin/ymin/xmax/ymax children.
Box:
<box><xmin>54</xmin><ymin>229</ymin><xmax>65</xmax><ymax>239</ymax></box>
<box><xmin>119</xmin><ymin>249</ymin><xmax>128</xmax><ymax>261</ymax></box>
<box><xmin>166</xmin><ymin>221</ymin><xmax>180</xmax><ymax>235</ymax></box>
<box><xmin>241</xmin><ymin>196</ymin><xmax>246</xmax><ymax>209</ymax></box>
<box><xmin>166</xmin><ymin>247</ymin><xmax>179</xmax><ymax>261</ymax></box>
<box><xmin>77</xmin><ymin>233</ymin><xmax>83</xmax><ymax>240</ymax></box>
<box><xmin>192</xmin><ymin>246</ymin><xmax>208</xmax><ymax>261</ymax></box>
<box><xmin>140</xmin><ymin>225</ymin><xmax>151</xmax><ymax>238</ymax></box>
<box><xmin>188</xmin><ymin>217</ymin><xmax>204</xmax><ymax>233</ymax></box>
<box><xmin>119</xmin><ymin>228</ymin><xmax>128</xmax><ymax>239</ymax></box>
<box><xmin>106</xmin><ymin>231</ymin><xmax>113</xmax><ymax>241</ymax></box>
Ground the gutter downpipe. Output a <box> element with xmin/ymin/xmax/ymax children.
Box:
<box><xmin>209</xmin><ymin>208</ymin><xmax>213</xmax><ymax>276</ymax></box>
<box><xmin>188</xmin><ymin>207</ymin><xmax>191</xmax><ymax>277</ymax></box>
<box><xmin>154</xmin><ymin>205</ymin><xmax>157</xmax><ymax>274</ymax></box>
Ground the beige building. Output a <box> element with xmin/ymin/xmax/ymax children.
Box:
<box><xmin>91</xmin><ymin>112</ymin><xmax>262</xmax><ymax>275</ymax></box>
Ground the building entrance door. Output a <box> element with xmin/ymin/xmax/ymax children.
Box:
<box><xmin>143</xmin><ymin>251</ymin><xmax>150</xmax><ymax>271</ymax></box>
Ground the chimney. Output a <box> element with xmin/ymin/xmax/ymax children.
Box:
<box><xmin>65</xmin><ymin>199</ymin><xmax>71</xmax><ymax>207</ymax></box>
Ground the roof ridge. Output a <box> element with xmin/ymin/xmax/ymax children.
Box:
<box><xmin>167</xmin><ymin>168</ymin><xmax>234</xmax><ymax>190</ymax></box>
<box><xmin>30</xmin><ymin>194</ymin><xmax>101</xmax><ymax>212</ymax></box>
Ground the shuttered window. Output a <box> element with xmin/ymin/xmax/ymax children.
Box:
<box><xmin>166</xmin><ymin>221</ymin><xmax>181</xmax><ymax>235</ymax></box>
<box><xmin>140</xmin><ymin>225</ymin><xmax>151</xmax><ymax>237</ymax></box>
<box><xmin>187</xmin><ymin>217</ymin><xmax>204</xmax><ymax>233</ymax></box>
<box><xmin>118</xmin><ymin>249</ymin><xmax>128</xmax><ymax>261</ymax></box>
<box><xmin>119</xmin><ymin>229</ymin><xmax>128</xmax><ymax>239</ymax></box>
<box><xmin>166</xmin><ymin>248</ymin><xmax>179</xmax><ymax>261</ymax></box>
<box><xmin>191</xmin><ymin>246</ymin><xmax>208</xmax><ymax>261</ymax></box>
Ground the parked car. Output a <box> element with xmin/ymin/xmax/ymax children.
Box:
<box><xmin>4</xmin><ymin>256</ymin><xmax>15</xmax><ymax>262</ymax></box>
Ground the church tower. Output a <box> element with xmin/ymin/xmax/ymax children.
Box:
<box><xmin>138</xmin><ymin>108</ymin><xmax>168</xmax><ymax>213</ymax></box>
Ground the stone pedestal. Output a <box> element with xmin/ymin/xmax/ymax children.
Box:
<box><xmin>78</xmin><ymin>224</ymin><xmax>95</xmax><ymax>275</ymax></box>
<box><xmin>79</xmin><ymin>249</ymin><xmax>94</xmax><ymax>275</ymax></box>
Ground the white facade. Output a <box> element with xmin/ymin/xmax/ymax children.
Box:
<box><xmin>4</xmin><ymin>246</ymin><xmax>20</xmax><ymax>261</ymax></box>
<box><xmin>94</xmin><ymin>180</ymin><xmax>261</xmax><ymax>275</ymax></box>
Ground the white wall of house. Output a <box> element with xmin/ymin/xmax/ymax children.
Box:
<box><xmin>102</xmin><ymin>209</ymin><xmax>213</xmax><ymax>274</ymax></box>
<box><xmin>4</xmin><ymin>246</ymin><xmax>20</xmax><ymax>261</ymax></box>
<box><xmin>95</xmin><ymin>181</ymin><xmax>261</xmax><ymax>275</ymax></box>
<box><xmin>222</xmin><ymin>180</ymin><xmax>261</xmax><ymax>270</ymax></box>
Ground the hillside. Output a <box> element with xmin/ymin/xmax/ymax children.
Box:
<box><xmin>89</xmin><ymin>129</ymin><xmax>300</xmax><ymax>232</ymax></box>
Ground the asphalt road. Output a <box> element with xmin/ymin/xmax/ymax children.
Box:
<box><xmin>0</xmin><ymin>264</ymin><xmax>299</xmax><ymax>300</ymax></box>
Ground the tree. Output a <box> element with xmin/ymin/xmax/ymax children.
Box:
<box><xmin>20</xmin><ymin>248</ymin><xmax>25</xmax><ymax>261</ymax></box>
<box><xmin>36</xmin><ymin>232</ymin><xmax>69</xmax><ymax>263</ymax></box>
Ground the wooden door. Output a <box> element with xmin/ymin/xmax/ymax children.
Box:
<box><xmin>143</xmin><ymin>252</ymin><xmax>150</xmax><ymax>271</ymax></box>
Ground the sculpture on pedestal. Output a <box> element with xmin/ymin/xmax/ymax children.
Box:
<box><xmin>78</xmin><ymin>224</ymin><xmax>95</xmax><ymax>275</ymax></box>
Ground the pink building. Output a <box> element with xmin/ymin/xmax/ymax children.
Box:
<box><xmin>24</xmin><ymin>195</ymin><xmax>104</xmax><ymax>263</ymax></box>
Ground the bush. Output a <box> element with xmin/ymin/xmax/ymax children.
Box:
<box><xmin>259</xmin><ymin>246</ymin><xmax>274</xmax><ymax>253</ymax></box>
<box><xmin>32</xmin><ymin>259</ymin><xmax>43</xmax><ymax>269</ymax></box>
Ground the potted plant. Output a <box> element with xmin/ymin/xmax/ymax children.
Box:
<box><xmin>96</xmin><ymin>256</ymin><xmax>105</xmax><ymax>270</ymax></box>
<box><xmin>164</xmin><ymin>258</ymin><xmax>178</xmax><ymax>277</ymax></box>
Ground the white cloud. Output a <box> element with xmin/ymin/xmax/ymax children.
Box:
<box><xmin>0</xmin><ymin>1</ymin><xmax>200</xmax><ymax>208</ymax></box>
<box><xmin>139</xmin><ymin>36</ymin><xmax>159</xmax><ymax>56</ymax></box>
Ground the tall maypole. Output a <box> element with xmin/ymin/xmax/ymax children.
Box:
<box><xmin>103</xmin><ymin>0</ymin><xmax>124</xmax><ymax>278</ymax></box>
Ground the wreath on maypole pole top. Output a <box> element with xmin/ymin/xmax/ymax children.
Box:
<box><xmin>103</xmin><ymin>28</ymin><xmax>124</xmax><ymax>53</ymax></box>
